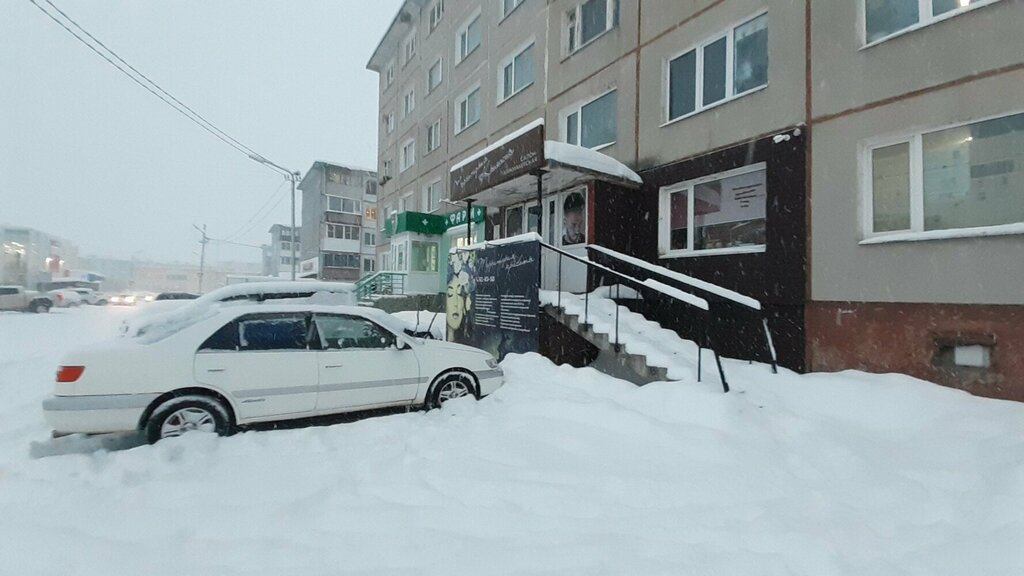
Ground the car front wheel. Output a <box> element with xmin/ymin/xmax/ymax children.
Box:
<box><xmin>429</xmin><ymin>371</ymin><xmax>477</xmax><ymax>409</ymax></box>
<box><xmin>145</xmin><ymin>395</ymin><xmax>231</xmax><ymax>444</ymax></box>
<box><xmin>32</xmin><ymin>302</ymin><xmax>50</xmax><ymax>313</ymax></box>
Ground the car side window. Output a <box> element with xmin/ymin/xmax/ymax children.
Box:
<box><xmin>313</xmin><ymin>314</ymin><xmax>396</xmax><ymax>350</ymax></box>
<box><xmin>0</xmin><ymin>288</ymin><xmax>16</xmax><ymax>296</ymax></box>
<box><xmin>237</xmin><ymin>313</ymin><xmax>310</xmax><ymax>351</ymax></box>
<box><xmin>199</xmin><ymin>321</ymin><xmax>239</xmax><ymax>351</ymax></box>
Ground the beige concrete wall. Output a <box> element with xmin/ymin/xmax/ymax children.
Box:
<box><xmin>810</xmin><ymin>69</ymin><xmax>1024</xmax><ymax>305</ymax></box>
<box><xmin>636</xmin><ymin>0</ymin><xmax>805</xmax><ymax>170</ymax></box>
<box><xmin>811</xmin><ymin>0</ymin><xmax>1024</xmax><ymax>118</ymax></box>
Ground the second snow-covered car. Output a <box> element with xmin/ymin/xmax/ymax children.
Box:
<box><xmin>43</xmin><ymin>304</ymin><xmax>503</xmax><ymax>442</ymax></box>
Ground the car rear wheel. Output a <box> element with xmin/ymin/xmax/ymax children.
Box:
<box><xmin>145</xmin><ymin>395</ymin><xmax>231</xmax><ymax>444</ymax></box>
<box><xmin>429</xmin><ymin>371</ymin><xmax>477</xmax><ymax>409</ymax></box>
<box><xmin>32</xmin><ymin>302</ymin><xmax>50</xmax><ymax>313</ymax></box>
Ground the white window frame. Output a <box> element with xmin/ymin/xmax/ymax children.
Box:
<box><xmin>402</xmin><ymin>87</ymin><xmax>416</xmax><ymax>118</ymax></box>
<box><xmin>456</xmin><ymin>9</ymin><xmax>482</xmax><ymax>64</ymax></box>
<box><xmin>497</xmin><ymin>39</ymin><xmax>536</xmax><ymax>104</ymax></box>
<box><xmin>658</xmin><ymin>162</ymin><xmax>769</xmax><ymax>259</ymax></box>
<box><xmin>423</xmin><ymin>180</ymin><xmax>444</xmax><ymax>213</ymax></box>
<box><xmin>500</xmin><ymin>0</ymin><xmax>525</xmax><ymax>20</ymax></box>
<box><xmin>327</xmin><ymin>223</ymin><xmax>360</xmax><ymax>240</ymax></box>
<box><xmin>561</xmin><ymin>88</ymin><xmax>617</xmax><ymax>151</ymax></box>
<box><xmin>662</xmin><ymin>10</ymin><xmax>768</xmax><ymax>127</ymax></box>
<box><xmin>399</xmin><ymin>138</ymin><xmax>416</xmax><ymax>172</ymax></box>
<box><xmin>426</xmin><ymin>118</ymin><xmax>442</xmax><ymax>153</ymax></box>
<box><xmin>326</xmin><ymin>195</ymin><xmax>363</xmax><ymax>216</ymax></box>
<box><xmin>400</xmin><ymin>191</ymin><xmax>415</xmax><ymax>213</ymax></box>
<box><xmin>385</xmin><ymin>59</ymin><xmax>395</xmax><ymax>88</ymax></box>
<box><xmin>382</xmin><ymin>159</ymin><xmax>393</xmax><ymax>179</ymax></box>
<box><xmin>454</xmin><ymin>83</ymin><xmax>482</xmax><ymax>134</ymax></box>
<box><xmin>384</xmin><ymin>111</ymin><xmax>395</xmax><ymax>134</ymax></box>
<box><xmin>859</xmin><ymin>109</ymin><xmax>1024</xmax><ymax>244</ymax></box>
<box><xmin>427</xmin><ymin>57</ymin><xmax>443</xmax><ymax>93</ymax></box>
<box><xmin>861</xmin><ymin>0</ymin><xmax>1002</xmax><ymax>48</ymax></box>
<box><xmin>402</xmin><ymin>30</ymin><xmax>417</xmax><ymax>67</ymax></box>
<box><xmin>564</xmin><ymin>0</ymin><xmax>617</xmax><ymax>57</ymax></box>
<box><xmin>429</xmin><ymin>0</ymin><xmax>444</xmax><ymax>31</ymax></box>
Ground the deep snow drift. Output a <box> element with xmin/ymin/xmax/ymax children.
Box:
<box><xmin>0</xmin><ymin>307</ymin><xmax>1022</xmax><ymax>575</ymax></box>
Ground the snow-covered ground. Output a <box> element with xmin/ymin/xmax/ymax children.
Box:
<box><xmin>1</xmin><ymin>307</ymin><xmax>1022</xmax><ymax>575</ymax></box>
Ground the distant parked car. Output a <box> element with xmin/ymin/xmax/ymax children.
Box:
<box><xmin>43</xmin><ymin>304</ymin><xmax>503</xmax><ymax>442</ymax></box>
<box><xmin>0</xmin><ymin>286</ymin><xmax>52</xmax><ymax>313</ymax></box>
<box><xmin>72</xmin><ymin>288</ymin><xmax>107</xmax><ymax>306</ymax></box>
<box><xmin>48</xmin><ymin>289</ymin><xmax>84</xmax><ymax>308</ymax></box>
<box><xmin>155</xmin><ymin>292</ymin><xmax>199</xmax><ymax>301</ymax></box>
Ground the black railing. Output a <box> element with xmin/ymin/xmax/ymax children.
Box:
<box><xmin>540</xmin><ymin>241</ymin><xmax>730</xmax><ymax>392</ymax></box>
<box><xmin>586</xmin><ymin>245</ymin><xmax>779</xmax><ymax>376</ymax></box>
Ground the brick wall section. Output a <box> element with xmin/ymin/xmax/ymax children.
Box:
<box><xmin>807</xmin><ymin>302</ymin><xmax>1024</xmax><ymax>402</ymax></box>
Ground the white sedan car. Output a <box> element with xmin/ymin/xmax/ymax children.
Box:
<box><xmin>43</xmin><ymin>304</ymin><xmax>503</xmax><ymax>443</ymax></box>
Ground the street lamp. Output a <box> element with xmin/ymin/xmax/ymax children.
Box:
<box><xmin>249</xmin><ymin>154</ymin><xmax>301</xmax><ymax>281</ymax></box>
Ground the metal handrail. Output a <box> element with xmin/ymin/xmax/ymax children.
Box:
<box><xmin>355</xmin><ymin>271</ymin><xmax>408</xmax><ymax>302</ymax></box>
<box><xmin>539</xmin><ymin>241</ymin><xmax>729</xmax><ymax>392</ymax></box>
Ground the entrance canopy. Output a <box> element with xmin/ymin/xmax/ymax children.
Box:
<box><xmin>449</xmin><ymin>119</ymin><xmax>642</xmax><ymax>207</ymax></box>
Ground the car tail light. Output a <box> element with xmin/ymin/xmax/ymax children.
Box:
<box><xmin>56</xmin><ymin>366</ymin><xmax>85</xmax><ymax>383</ymax></box>
<box><xmin>56</xmin><ymin>294</ymin><xmax>64</xmax><ymax>302</ymax></box>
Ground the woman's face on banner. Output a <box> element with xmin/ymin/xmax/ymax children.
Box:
<box><xmin>447</xmin><ymin>272</ymin><xmax>469</xmax><ymax>330</ymax></box>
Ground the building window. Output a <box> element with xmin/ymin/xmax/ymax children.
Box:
<box><xmin>382</xmin><ymin>159</ymin><xmax>393</xmax><ymax>179</ymax></box>
<box><xmin>403</xmin><ymin>88</ymin><xmax>416</xmax><ymax>117</ymax></box>
<box><xmin>501</xmin><ymin>0</ymin><xmax>524</xmax><ymax>19</ymax></box>
<box><xmin>383</xmin><ymin>111</ymin><xmax>395</xmax><ymax>134</ymax></box>
<box><xmin>659</xmin><ymin>163</ymin><xmax>767</xmax><ymax>256</ymax></box>
<box><xmin>499</xmin><ymin>42</ymin><xmax>535</xmax><ymax>102</ymax></box>
<box><xmin>423</xmin><ymin>180</ymin><xmax>443</xmax><ymax>213</ymax></box>
<box><xmin>323</xmin><ymin>253</ymin><xmax>360</xmax><ymax>269</ymax></box>
<box><xmin>455</xmin><ymin>85</ymin><xmax>481</xmax><ymax>134</ymax></box>
<box><xmin>427</xmin><ymin>57</ymin><xmax>443</xmax><ymax>93</ymax></box>
<box><xmin>327</xmin><ymin>224</ymin><xmax>360</xmax><ymax>240</ymax></box>
<box><xmin>402</xmin><ymin>31</ymin><xmax>417</xmax><ymax>66</ymax></box>
<box><xmin>326</xmin><ymin>195</ymin><xmax>362</xmax><ymax>215</ymax></box>
<box><xmin>426</xmin><ymin>119</ymin><xmax>442</xmax><ymax>153</ymax></box>
<box><xmin>865</xmin><ymin>111</ymin><xmax>1024</xmax><ymax>237</ymax></box>
<box><xmin>565</xmin><ymin>0</ymin><xmax>617</xmax><ymax>56</ymax></box>
<box><xmin>385</xmin><ymin>59</ymin><xmax>395</xmax><ymax>87</ymax></box>
<box><xmin>365</xmin><ymin>180</ymin><xmax>378</xmax><ymax>197</ymax></box>
<box><xmin>667</xmin><ymin>12</ymin><xmax>767</xmax><ymax>123</ymax></box>
<box><xmin>864</xmin><ymin>0</ymin><xmax>998</xmax><ymax>45</ymax></box>
<box><xmin>429</xmin><ymin>0</ymin><xmax>444</xmax><ymax>31</ymax></box>
<box><xmin>457</xmin><ymin>11</ymin><xmax>482</xmax><ymax>63</ymax></box>
<box><xmin>563</xmin><ymin>89</ymin><xmax>617</xmax><ymax>149</ymax></box>
<box><xmin>281</xmin><ymin>257</ymin><xmax>291</xmax><ymax>265</ymax></box>
<box><xmin>363</xmin><ymin>257</ymin><xmax>376</xmax><ymax>273</ymax></box>
<box><xmin>400</xmin><ymin>192</ymin><xmax>414</xmax><ymax>213</ymax></box>
<box><xmin>400</xmin><ymin>138</ymin><xmax>416</xmax><ymax>172</ymax></box>
<box><xmin>364</xmin><ymin>231</ymin><xmax>376</xmax><ymax>246</ymax></box>
<box><xmin>281</xmin><ymin>241</ymin><xmax>291</xmax><ymax>250</ymax></box>
<box><xmin>411</xmin><ymin>241</ymin><xmax>439</xmax><ymax>272</ymax></box>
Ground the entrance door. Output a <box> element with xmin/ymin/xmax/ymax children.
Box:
<box><xmin>540</xmin><ymin>187</ymin><xmax>588</xmax><ymax>293</ymax></box>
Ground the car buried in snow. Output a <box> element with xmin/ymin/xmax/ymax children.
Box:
<box><xmin>42</xmin><ymin>304</ymin><xmax>503</xmax><ymax>443</ymax></box>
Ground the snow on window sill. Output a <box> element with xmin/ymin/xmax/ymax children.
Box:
<box><xmin>659</xmin><ymin>245</ymin><xmax>766</xmax><ymax>259</ymax></box>
<box><xmin>497</xmin><ymin>82</ymin><xmax>535</xmax><ymax>107</ymax></box>
<box><xmin>860</xmin><ymin>0</ymin><xmax>1003</xmax><ymax>50</ymax></box>
<box><xmin>454</xmin><ymin>118</ymin><xmax>480</xmax><ymax>136</ymax></box>
<box><xmin>560</xmin><ymin>28</ymin><xmax>615</xmax><ymax>63</ymax></box>
<box><xmin>660</xmin><ymin>84</ymin><xmax>768</xmax><ymax>129</ymax></box>
<box><xmin>859</xmin><ymin>222</ymin><xmax>1024</xmax><ymax>245</ymax></box>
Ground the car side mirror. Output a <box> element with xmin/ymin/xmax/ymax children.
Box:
<box><xmin>396</xmin><ymin>339</ymin><xmax>411</xmax><ymax>350</ymax></box>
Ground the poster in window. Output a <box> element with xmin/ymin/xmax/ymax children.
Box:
<box><xmin>446</xmin><ymin>239</ymin><xmax>540</xmax><ymax>360</ymax></box>
<box><xmin>561</xmin><ymin>190</ymin><xmax>587</xmax><ymax>245</ymax></box>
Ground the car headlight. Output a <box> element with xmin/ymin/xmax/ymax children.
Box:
<box><xmin>485</xmin><ymin>357</ymin><xmax>499</xmax><ymax>370</ymax></box>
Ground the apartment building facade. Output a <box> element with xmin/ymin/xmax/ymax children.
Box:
<box><xmin>297</xmin><ymin>161</ymin><xmax>379</xmax><ymax>282</ymax></box>
<box><xmin>262</xmin><ymin>224</ymin><xmax>301</xmax><ymax>278</ymax></box>
<box><xmin>1</xmin><ymin>225</ymin><xmax>79</xmax><ymax>289</ymax></box>
<box><xmin>368</xmin><ymin>0</ymin><xmax>1022</xmax><ymax>399</ymax></box>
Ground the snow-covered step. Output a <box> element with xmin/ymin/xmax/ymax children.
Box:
<box><xmin>540</xmin><ymin>290</ymin><xmax>709</xmax><ymax>384</ymax></box>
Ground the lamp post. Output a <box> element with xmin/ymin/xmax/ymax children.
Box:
<box><xmin>249</xmin><ymin>155</ymin><xmax>301</xmax><ymax>280</ymax></box>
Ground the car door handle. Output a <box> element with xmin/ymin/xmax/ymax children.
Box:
<box><xmin>207</xmin><ymin>368</ymin><xmax>226</xmax><ymax>373</ymax></box>
<box><xmin>324</xmin><ymin>364</ymin><xmax>343</xmax><ymax>369</ymax></box>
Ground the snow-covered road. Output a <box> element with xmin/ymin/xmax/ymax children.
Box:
<box><xmin>1</xmin><ymin>307</ymin><xmax>1022</xmax><ymax>575</ymax></box>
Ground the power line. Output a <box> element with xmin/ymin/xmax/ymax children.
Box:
<box><xmin>26</xmin><ymin>0</ymin><xmax>277</xmax><ymax>169</ymax></box>
<box><xmin>223</xmin><ymin>180</ymin><xmax>290</xmax><ymax>242</ymax></box>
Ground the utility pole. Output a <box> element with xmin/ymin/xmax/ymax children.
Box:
<box><xmin>248</xmin><ymin>154</ymin><xmax>301</xmax><ymax>281</ymax></box>
<box><xmin>193</xmin><ymin>224</ymin><xmax>208</xmax><ymax>293</ymax></box>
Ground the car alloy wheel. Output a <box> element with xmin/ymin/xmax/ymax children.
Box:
<box><xmin>431</xmin><ymin>372</ymin><xmax>477</xmax><ymax>408</ymax></box>
<box><xmin>160</xmin><ymin>407</ymin><xmax>218</xmax><ymax>438</ymax></box>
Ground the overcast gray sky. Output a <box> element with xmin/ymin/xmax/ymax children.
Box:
<box><xmin>0</xmin><ymin>0</ymin><xmax>401</xmax><ymax>264</ymax></box>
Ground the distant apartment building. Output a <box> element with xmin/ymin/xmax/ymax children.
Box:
<box><xmin>367</xmin><ymin>0</ymin><xmax>1023</xmax><ymax>400</ymax></box>
<box><xmin>297</xmin><ymin>161</ymin><xmax>379</xmax><ymax>282</ymax></box>
<box><xmin>0</xmin><ymin>225</ymin><xmax>78</xmax><ymax>289</ymax></box>
<box><xmin>262</xmin><ymin>224</ymin><xmax>301</xmax><ymax>278</ymax></box>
